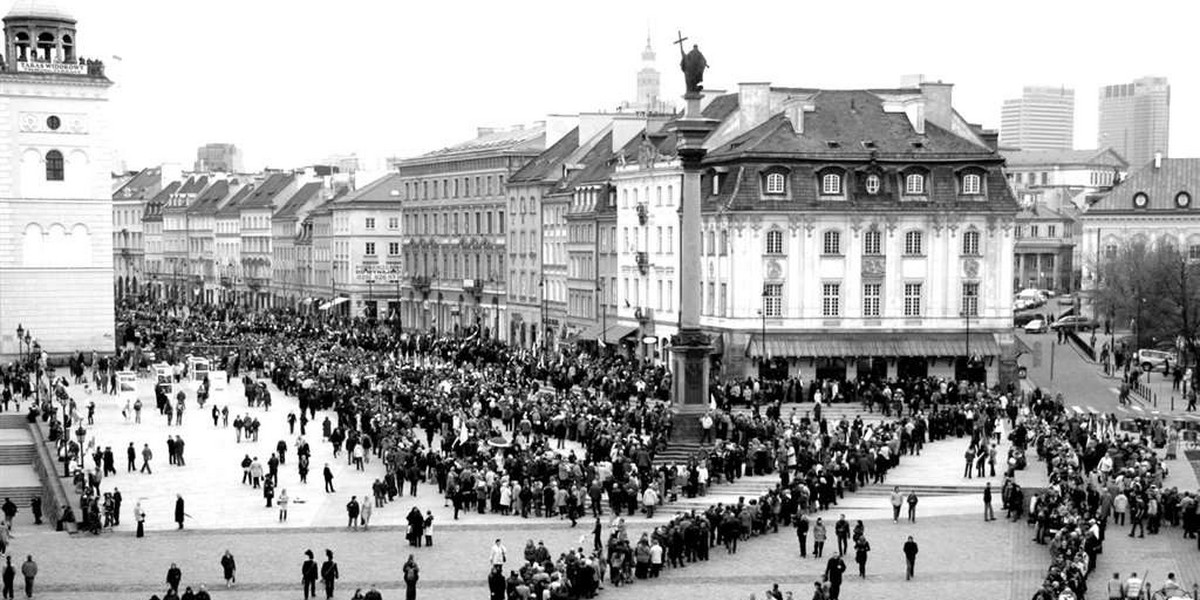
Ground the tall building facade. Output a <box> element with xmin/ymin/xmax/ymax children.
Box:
<box><xmin>999</xmin><ymin>86</ymin><xmax>1074</xmax><ymax>151</ymax></box>
<box><xmin>195</xmin><ymin>142</ymin><xmax>243</xmax><ymax>173</ymax></box>
<box><xmin>1097</xmin><ymin>76</ymin><xmax>1170</xmax><ymax>169</ymax></box>
<box><xmin>0</xmin><ymin>1</ymin><xmax>115</xmax><ymax>359</ymax></box>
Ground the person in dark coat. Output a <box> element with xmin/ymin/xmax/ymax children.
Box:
<box><xmin>166</xmin><ymin>562</ymin><xmax>183</xmax><ymax>593</ymax></box>
<box><xmin>903</xmin><ymin>536</ymin><xmax>919</xmax><ymax>580</ymax></box>
<box><xmin>174</xmin><ymin>494</ymin><xmax>185</xmax><ymax>529</ymax></box>
<box><xmin>406</xmin><ymin>507</ymin><xmax>424</xmax><ymax>546</ymax></box>
<box><xmin>320</xmin><ymin>549</ymin><xmax>339</xmax><ymax>600</ymax></box>
<box><xmin>487</xmin><ymin>565</ymin><xmax>506</xmax><ymax>600</ymax></box>
<box><xmin>220</xmin><ymin>550</ymin><xmax>236</xmax><ymax>587</ymax></box>
<box><xmin>823</xmin><ymin>553</ymin><xmax>846</xmax><ymax>600</ymax></box>
<box><xmin>301</xmin><ymin>550</ymin><xmax>319</xmax><ymax>600</ymax></box>
<box><xmin>402</xmin><ymin>554</ymin><xmax>419</xmax><ymax>600</ymax></box>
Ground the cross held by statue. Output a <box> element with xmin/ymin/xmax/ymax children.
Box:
<box><xmin>673</xmin><ymin>31</ymin><xmax>688</xmax><ymax>54</ymax></box>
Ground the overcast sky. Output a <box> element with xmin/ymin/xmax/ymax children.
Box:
<box><xmin>59</xmin><ymin>0</ymin><xmax>1196</xmax><ymax>172</ymax></box>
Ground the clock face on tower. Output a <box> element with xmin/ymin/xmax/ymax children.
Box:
<box><xmin>1133</xmin><ymin>193</ymin><xmax>1149</xmax><ymax>208</ymax></box>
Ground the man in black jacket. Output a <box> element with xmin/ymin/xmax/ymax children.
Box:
<box><xmin>903</xmin><ymin>536</ymin><xmax>919</xmax><ymax>580</ymax></box>
<box><xmin>320</xmin><ymin>549</ymin><xmax>338</xmax><ymax>600</ymax></box>
<box><xmin>795</xmin><ymin>514</ymin><xmax>809</xmax><ymax>558</ymax></box>
<box><xmin>301</xmin><ymin>550</ymin><xmax>318</xmax><ymax>600</ymax></box>
<box><xmin>823</xmin><ymin>553</ymin><xmax>846</xmax><ymax>600</ymax></box>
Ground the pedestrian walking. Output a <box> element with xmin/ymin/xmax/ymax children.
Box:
<box><xmin>134</xmin><ymin>501</ymin><xmax>146</xmax><ymax>537</ymax></box>
<box><xmin>141</xmin><ymin>443</ymin><xmax>153</xmax><ymax>474</ymax></box>
<box><xmin>220</xmin><ymin>550</ymin><xmax>236</xmax><ymax>588</ymax></box>
<box><xmin>175</xmin><ymin>494</ymin><xmax>185</xmax><ymax>529</ymax></box>
<box><xmin>346</xmin><ymin>496</ymin><xmax>360</xmax><ymax>529</ymax></box>
<box><xmin>1</xmin><ymin>498</ymin><xmax>16</xmax><ymax>529</ymax></box>
<box><xmin>983</xmin><ymin>482</ymin><xmax>995</xmax><ymax>521</ymax></box>
<box><xmin>889</xmin><ymin>487</ymin><xmax>902</xmax><ymax>522</ymax></box>
<box><xmin>853</xmin><ymin>536</ymin><xmax>871</xmax><ymax>578</ymax></box>
<box><xmin>812</xmin><ymin>518</ymin><xmax>827</xmax><ymax>558</ymax></box>
<box><xmin>301</xmin><ymin>550</ymin><xmax>319</xmax><ymax>600</ymax></box>
<box><xmin>320</xmin><ymin>549</ymin><xmax>339</xmax><ymax>600</ymax></box>
<box><xmin>278</xmin><ymin>489</ymin><xmax>289</xmax><ymax>522</ymax></box>
<box><xmin>834</xmin><ymin>515</ymin><xmax>850</xmax><ymax>556</ymax></box>
<box><xmin>795</xmin><ymin>513</ymin><xmax>809</xmax><ymax>558</ymax></box>
<box><xmin>165</xmin><ymin>562</ymin><xmax>182</xmax><ymax>593</ymax></box>
<box><xmin>906</xmin><ymin>490</ymin><xmax>918</xmax><ymax>522</ymax></box>
<box><xmin>489</xmin><ymin>539</ymin><xmax>507</xmax><ymax>567</ymax></box>
<box><xmin>902</xmin><ymin>536</ymin><xmax>918</xmax><ymax>580</ymax></box>
<box><xmin>324</xmin><ymin>464</ymin><xmax>335</xmax><ymax>493</ymax></box>
<box><xmin>823</xmin><ymin>553</ymin><xmax>845</xmax><ymax>600</ymax></box>
<box><xmin>18</xmin><ymin>557</ymin><xmax>34</xmax><ymax>600</ymax></box>
<box><xmin>403</xmin><ymin>554</ymin><xmax>419</xmax><ymax>600</ymax></box>
<box><xmin>2</xmin><ymin>556</ymin><xmax>14</xmax><ymax>600</ymax></box>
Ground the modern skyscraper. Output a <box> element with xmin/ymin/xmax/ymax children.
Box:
<box><xmin>999</xmin><ymin>86</ymin><xmax>1075</xmax><ymax>151</ymax></box>
<box><xmin>1097</xmin><ymin>76</ymin><xmax>1170</xmax><ymax>169</ymax></box>
<box><xmin>195</xmin><ymin>143</ymin><xmax>243</xmax><ymax>172</ymax></box>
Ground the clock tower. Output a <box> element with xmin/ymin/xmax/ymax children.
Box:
<box><xmin>0</xmin><ymin>0</ymin><xmax>115</xmax><ymax>360</ymax></box>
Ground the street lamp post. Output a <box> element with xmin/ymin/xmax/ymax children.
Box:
<box><xmin>960</xmin><ymin>308</ymin><xmax>972</xmax><ymax>381</ymax></box>
<box><xmin>759</xmin><ymin>287</ymin><xmax>768</xmax><ymax>374</ymax></box>
<box><xmin>15</xmin><ymin>323</ymin><xmax>24</xmax><ymax>363</ymax></box>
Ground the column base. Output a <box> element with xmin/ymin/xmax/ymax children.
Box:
<box><xmin>670</xmin><ymin>328</ymin><xmax>712</xmax><ymax>408</ymax></box>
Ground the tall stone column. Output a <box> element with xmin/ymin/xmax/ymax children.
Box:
<box><xmin>670</xmin><ymin>93</ymin><xmax>719</xmax><ymax>415</ymax></box>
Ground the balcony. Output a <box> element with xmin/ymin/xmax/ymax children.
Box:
<box><xmin>636</xmin><ymin>203</ymin><xmax>649</xmax><ymax>225</ymax></box>
<box><xmin>636</xmin><ymin>251</ymin><xmax>650</xmax><ymax>275</ymax></box>
<box><xmin>245</xmin><ymin>277</ymin><xmax>270</xmax><ymax>290</ymax></box>
<box><xmin>463</xmin><ymin>278</ymin><xmax>483</xmax><ymax>296</ymax></box>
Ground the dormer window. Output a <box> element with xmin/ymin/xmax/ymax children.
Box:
<box><xmin>765</xmin><ymin>172</ymin><xmax>785</xmax><ymax>195</ymax></box>
<box><xmin>821</xmin><ymin>173</ymin><xmax>842</xmax><ymax>195</ymax></box>
<box><xmin>865</xmin><ymin>174</ymin><xmax>881</xmax><ymax>195</ymax></box>
<box><xmin>905</xmin><ymin>173</ymin><xmax>925</xmax><ymax>195</ymax></box>
<box><xmin>962</xmin><ymin>173</ymin><xmax>982</xmax><ymax>195</ymax></box>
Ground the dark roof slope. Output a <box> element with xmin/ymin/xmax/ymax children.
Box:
<box><xmin>510</xmin><ymin>127</ymin><xmax>581</xmax><ymax>184</ymax></box>
<box><xmin>275</xmin><ymin>182</ymin><xmax>324</xmax><ymax>220</ymax></box>
<box><xmin>178</xmin><ymin>176</ymin><xmax>208</xmax><ymax>195</ymax></box>
<box><xmin>1087</xmin><ymin>158</ymin><xmax>1200</xmax><ymax>213</ymax></box>
<box><xmin>186</xmin><ymin>180</ymin><xmax>230</xmax><ymax>216</ymax></box>
<box><xmin>707</xmin><ymin>89</ymin><xmax>991</xmax><ymax>161</ymax></box>
<box><xmin>333</xmin><ymin>173</ymin><xmax>403</xmax><ymax>207</ymax></box>
<box><xmin>239</xmin><ymin>173</ymin><xmax>294</xmax><ymax>209</ymax></box>
<box><xmin>216</xmin><ymin>183</ymin><xmax>256</xmax><ymax>217</ymax></box>
<box><xmin>143</xmin><ymin>181</ymin><xmax>180</xmax><ymax>220</ymax></box>
<box><xmin>113</xmin><ymin>167</ymin><xmax>161</xmax><ymax>200</ymax></box>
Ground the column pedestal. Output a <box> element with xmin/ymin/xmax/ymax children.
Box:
<box><xmin>671</xmin><ymin>327</ymin><xmax>712</xmax><ymax>407</ymax></box>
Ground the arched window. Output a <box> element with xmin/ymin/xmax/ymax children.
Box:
<box><xmin>903</xmin><ymin>231</ymin><xmax>923</xmax><ymax>256</ymax></box>
<box><xmin>962</xmin><ymin>173</ymin><xmax>982</xmax><ymax>195</ymax></box>
<box><xmin>822</xmin><ymin>230</ymin><xmax>842</xmax><ymax>255</ymax></box>
<box><xmin>765</xmin><ymin>229</ymin><xmax>783</xmax><ymax>254</ymax></box>
<box><xmin>62</xmin><ymin>34</ymin><xmax>74</xmax><ymax>61</ymax></box>
<box><xmin>905</xmin><ymin>173</ymin><xmax>925</xmax><ymax>195</ymax></box>
<box><xmin>821</xmin><ymin>173</ymin><xmax>842</xmax><ymax>195</ymax></box>
<box><xmin>765</xmin><ymin>172</ymin><xmax>786</xmax><ymax>195</ymax></box>
<box><xmin>36</xmin><ymin>32</ymin><xmax>54</xmax><ymax>61</ymax></box>
<box><xmin>45</xmin><ymin>150</ymin><xmax>64</xmax><ymax>181</ymax></box>
<box><xmin>962</xmin><ymin>230</ymin><xmax>981</xmax><ymax>255</ymax></box>
<box><xmin>14</xmin><ymin>32</ymin><xmax>29</xmax><ymax>61</ymax></box>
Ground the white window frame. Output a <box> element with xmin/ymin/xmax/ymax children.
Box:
<box><xmin>822</xmin><ymin>230</ymin><xmax>842</xmax><ymax>255</ymax></box>
<box><xmin>763</xmin><ymin>283</ymin><xmax>782</xmax><ymax>317</ymax></box>
<box><xmin>765</xmin><ymin>172</ymin><xmax>786</xmax><ymax>194</ymax></box>
<box><xmin>903</xmin><ymin>231</ymin><xmax>923</xmax><ymax>256</ymax></box>
<box><xmin>821</xmin><ymin>282</ymin><xmax>841</xmax><ymax>317</ymax></box>
<box><xmin>863</xmin><ymin>230</ymin><xmax>882</xmax><ymax>255</ymax></box>
<box><xmin>903</xmin><ymin>282</ymin><xmax>923</xmax><ymax>317</ymax></box>
<box><xmin>365</xmin><ymin>218</ymin><xmax>376</xmax><ymax>230</ymax></box>
<box><xmin>905</xmin><ymin>173</ymin><xmax>925</xmax><ymax>195</ymax></box>
<box><xmin>865</xmin><ymin>174</ymin><xmax>881</xmax><ymax>195</ymax></box>
<box><xmin>821</xmin><ymin>173</ymin><xmax>841</xmax><ymax>195</ymax></box>
<box><xmin>962</xmin><ymin>173</ymin><xmax>982</xmax><ymax>195</ymax></box>
<box><xmin>862</xmin><ymin>282</ymin><xmax>881</xmax><ymax>317</ymax></box>
<box><xmin>365</xmin><ymin>242</ymin><xmax>376</xmax><ymax>256</ymax></box>
<box><xmin>388</xmin><ymin>242</ymin><xmax>399</xmax><ymax>256</ymax></box>
<box><xmin>962</xmin><ymin>282</ymin><xmax>979</xmax><ymax>317</ymax></box>
<box><xmin>765</xmin><ymin>229</ymin><xmax>783</xmax><ymax>254</ymax></box>
<box><xmin>962</xmin><ymin>230</ymin><xmax>980</xmax><ymax>256</ymax></box>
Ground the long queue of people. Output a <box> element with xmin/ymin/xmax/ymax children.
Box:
<box><xmin>1016</xmin><ymin>388</ymin><xmax>1200</xmax><ymax>600</ymax></box>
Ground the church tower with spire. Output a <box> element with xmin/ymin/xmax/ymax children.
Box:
<box><xmin>0</xmin><ymin>0</ymin><xmax>116</xmax><ymax>360</ymax></box>
<box><xmin>635</xmin><ymin>34</ymin><xmax>660</xmax><ymax>110</ymax></box>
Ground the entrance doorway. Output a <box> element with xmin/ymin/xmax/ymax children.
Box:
<box><xmin>896</xmin><ymin>357</ymin><xmax>928</xmax><ymax>380</ymax></box>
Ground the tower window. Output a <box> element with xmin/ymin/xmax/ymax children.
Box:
<box><xmin>45</xmin><ymin>150</ymin><xmax>64</xmax><ymax>181</ymax></box>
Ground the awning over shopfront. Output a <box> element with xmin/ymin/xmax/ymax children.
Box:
<box><xmin>745</xmin><ymin>332</ymin><xmax>1002</xmax><ymax>359</ymax></box>
<box><xmin>1011</xmin><ymin>335</ymin><xmax>1034</xmax><ymax>356</ymax></box>
<box><xmin>600</xmin><ymin>324</ymin><xmax>639</xmax><ymax>344</ymax></box>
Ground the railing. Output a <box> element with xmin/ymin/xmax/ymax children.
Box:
<box><xmin>27</xmin><ymin>420</ymin><xmax>77</xmax><ymax>533</ymax></box>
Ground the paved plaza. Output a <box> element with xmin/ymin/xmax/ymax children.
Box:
<box><xmin>0</xmin><ymin>341</ymin><xmax>1197</xmax><ymax>600</ymax></box>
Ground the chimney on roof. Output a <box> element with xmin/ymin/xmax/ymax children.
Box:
<box><xmin>918</xmin><ymin>81</ymin><xmax>954</xmax><ymax>132</ymax></box>
<box><xmin>979</xmin><ymin>130</ymin><xmax>999</xmax><ymax>152</ymax></box>
<box><xmin>1153</xmin><ymin>151</ymin><xmax>1162</xmax><ymax>169</ymax></box>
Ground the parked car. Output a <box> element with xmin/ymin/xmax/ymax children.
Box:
<box><xmin>1136</xmin><ymin>348</ymin><xmax>1178</xmax><ymax>373</ymax></box>
<box><xmin>1014</xmin><ymin>313</ymin><xmax>1046</xmax><ymax>328</ymax></box>
<box><xmin>1057</xmin><ymin>294</ymin><xmax>1077</xmax><ymax>306</ymax></box>
<box><xmin>1050</xmin><ymin>315</ymin><xmax>1098</xmax><ymax>332</ymax></box>
<box><xmin>1024</xmin><ymin>319</ymin><xmax>1049</xmax><ymax>334</ymax></box>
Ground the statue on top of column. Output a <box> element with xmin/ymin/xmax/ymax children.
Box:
<box><xmin>674</xmin><ymin>32</ymin><xmax>708</xmax><ymax>94</ymax></box>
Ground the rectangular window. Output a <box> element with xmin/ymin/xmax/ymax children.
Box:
<box><xmin>1029</xmin><ymin>225</ymin><xmax>1040</xmax><ymax>238</ymax></box>
<box><xmin>862</xmin><ymin>282</ymin><xmax>881</xmax><ymax>317</ymax></box>
<box><xmin>388</xmin><ymin>217</ymin><xmax>399</xmax><ymax>230</ymax></box>
<box><xmin>1190</xmin><ymin>245</ymin><xmax>1200</xmax><ymax>261</ymax></box>
<box><xmin>822</xmin><ymin>282</ymin><xmax>841</xmax><ymax>317</ymax></box>
<box><xmin>863</xmin><ymin>230</ymin><xmax>882</xmax><ymax>255</ymax></box>
<box><xmin>365</xmin><ymin>242</ymin><xmax>376</xmax><ymax>256</ymax></box>
<box><xmin>1046</xmin><ymin>225</ymin><xmax>1057</xmax><ymax>238</ymax></box>
<box><xmin>666</xmin><ymin>280</ymin><xmax>673</xmax><ymax>311</ymax></box>
<box><xmin>1104</xmin><ymin>244</ymin><xmax>1117</xmax><ymax>259</ymax></box>
<box><xmin>719</xmin><ymin>283</ymin><xmax>727</xmax><ymax>316</ymax></box>
<box><xmin>705</xmin><ymin>282</ymin><xmax>714</xmax><ymax>315</ymax></box>
<box><xmin>962</xmin><ymin>282</ymin><xmax>979</xmax><ymax>316</ymax></box>
<box><xmin>656</xmin><ymin>227</ymin><xmax>663</xmax><ymax>253</ymax></box>
<box><xmin>388</xmin><ymin>242</ymin><xmax>399</xmax><ymax>255</ymax></box>
<box><xmin>666</xmin><ymin>227</ymin><xmax>673</xmax><ymax>254</ymax></box>
<box><xmin>763</xmin><ymin>283</ymin><xmax>782</xmax><ymax>317</ymax></box>
<box><xmin>904</xmin><ymin>283</ymin><xmax>923</xmax><ymax>317</ymax></box>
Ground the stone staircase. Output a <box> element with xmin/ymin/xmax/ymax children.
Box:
<box><xmin>0</xmin><ymin>412</ymin><xmax>43</xmax><ymax>510</ymax></box>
